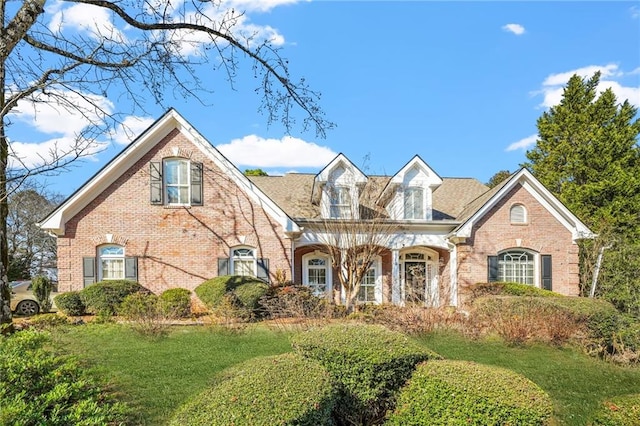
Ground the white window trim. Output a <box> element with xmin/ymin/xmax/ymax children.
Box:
<box><xmin>164</xmin><ymin>158</ymin><xmax>191</xmax><ymax>206</ymax></box>
<box><xmin>356</xmin><ymin>255</ymin><xmax>382</xmax><ymax>304</ymax></box>
<box><xmin>302</xmin><ymin>252</ymin><xmax>332</xmax><ymax>296</ymax></box>
<box><xmin>403</xmin><ymin>186</ymin><xmax>426</xmax><ymax>220</ymax></box>
<box><xmin>230</xmin><ymin>246</ymin><xmax>257</xmax><ymax>277</ymax></box>
<box><xmin>98</xmin><ymin>244</ymin><xmax>125</xmax><ymax>281</ymax></box>
<box><xmin>400</xmin><ymin>248</ymin><xmax>439</xmax><ymax>307</ymax></box>
<box><xmin>497</xmin><ymin>249</ymin><xmax>539</xmax><ymax>287</ymax></box>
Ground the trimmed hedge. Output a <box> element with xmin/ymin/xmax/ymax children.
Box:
<box><xmin>54</xmin><ymin>291</ymin><xmax>86</xmax><ymax>316</ymax></box>
<box><xmin>195</xmin><ymin>275</ymin><xmax>268</xmax><ymax>319</ymax></box>
<box><xmin>160</xmin><ymin>288</ymin><xmax>192</xmax><ymax>318</ymax></box>
<box><xmin>80</xmin><ymin>280</ymin><xmax>146</xmax><ymax>316</ymax></box>
<box><xmin>387</xmin><ymin>360</ymin><xmax>553</xmax><ymax>425</ymax></box>
<box><xmin>470</xmin><ymin>282</ymin><xmax>560</xmax><ymax>299</ymax></box>
<box><xmin>590</xmin><ymin>393</ymin><xmax>640</xmax><ymax>425</ymax></box>
<box><xmin>169</xmin><ymin>353</ymin><xmax>336</xmax><ymax>426</ymax></box>
<box><xmin>0</xmin><ymin>330</ymin><xmax>129</xmax><ymax>425</ymax></box>
<box><xmin>291</xmin><ymin>323</ymin><xmax>440</xmax><ymax>424</ymax></box>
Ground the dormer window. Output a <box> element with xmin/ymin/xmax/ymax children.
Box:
<box><xmin>404</xmin><ymin>187</ymin><xmax>424</xmax><ymax>219</ymax></box>
<box><xmin>330</xmin><ymin>186</ymin><xmax>352</xmax><ymax>219</ymax></box>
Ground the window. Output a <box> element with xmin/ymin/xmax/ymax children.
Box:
<box><xmin>357</xmin><ymin>264</ymin><xmax>376</xmax><ymax>303</ymax></box>
<box><xmin>99</xmin><ymin>245</ymin><xmax>125</xmax><ymax>280</ymax></box>
<box><xmin>510</xmin><ymin>204</ymin><xmax>527</xmax><ymax>224</ymax></box>
<box><xmin>329</xmin><ymin>186</ymin><xmax>352</xmax><ymax>218</ymax></box>
<box><xmin>150</xmin><ymin>159</ymin><xmax>203</xmax><ymax>206</ymax></box>
<box><xmin>404</xmin><ymin>187</ymin><xmax>424</xmax><ymax>219</ymax></box>
<box><xmin>232</xmin><ymin>247</ymin><xmax>256</xmax><ymax>276</ymax></box>
<box><xmin>304</xmin><ymin>256</ymin><xmax>330</xmax><ymax>296</ymax></box>
<box><xmin>498</xmin><ymin>250</ymin><xmax>534</xmax><ymax>285</ymax></box>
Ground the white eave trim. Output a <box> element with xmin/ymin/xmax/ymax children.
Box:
<box><xmin>454</xmin><ymin>168</ymin><xmax>595</xmax><ymax>242</ymax></box>
<box><xmin>39</xmin><ymin>108</ymin><xmax>300</xmax><ymax>236</ymax></box>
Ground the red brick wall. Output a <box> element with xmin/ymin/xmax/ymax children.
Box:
<box><xmin>458</xmin><ymin>183</ymin><xmax>580</xmax><ymax>299</ymax></box>
<box><xmin>56</xmin><ymin>129</ymin><xmax>292</xmax><ymax>294</ymax></box>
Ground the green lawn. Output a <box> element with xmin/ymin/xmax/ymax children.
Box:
<box><xmin>53</xmin><ymin>323</ymin><xmax>640</xmax><ymax>425</ymax></box>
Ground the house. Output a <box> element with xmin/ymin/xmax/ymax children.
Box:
<box><xmin>39</xmin><ymin>109</ymin><xmax>595</xmax><ymax>307</ymax></box>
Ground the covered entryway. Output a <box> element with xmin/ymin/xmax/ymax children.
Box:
<box><xmin>400</xmin><ymin>248</ymin><xmax>439</xmax><ymax>307</ymax></box>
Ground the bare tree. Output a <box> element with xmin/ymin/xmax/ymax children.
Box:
<box><xmin>308</xmin><ymin>179</ymin><xmax>398</xmax><ymax>312</ymax></box>
<box><xmin>0</xmin><ymin>0</ymin><xmax>332</xmax><ymax>332</ymax></box>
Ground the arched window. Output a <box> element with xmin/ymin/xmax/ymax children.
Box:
<box><xmin>303</xmin><ymin>253</ymin><xmax>331</xmax><ymax>296</ymax></box>
<box><xmin>231</xmin><ymin>247</ymin><xmax>256</xmax><ymax>276</ymax></box>
<box><xmin>498</xmin><ymin>250</ymin><xmax>534</xmax><ymax>285</ymax></box>
<box><xmin>510</xmin><ymin>204</ymin><xmax>527</xmax><ymax>224</ymax></box>
<box><xmin>98</xmin><ymin>245</ymin><xmax>125</xmax><ymax>280</ymax></box>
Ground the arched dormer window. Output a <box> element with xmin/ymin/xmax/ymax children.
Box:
<box><xmin>510</xmin><ymin>204</ymin><xmax>527</xmax><ymax>224</ymax></box>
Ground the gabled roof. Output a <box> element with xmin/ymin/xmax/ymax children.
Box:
<box><xmin>39</xmin><ymin>108</ymin><xmax>300</xmax><ymax>235</ymax></box>
<box><xmin>452</xmin><ymin>168</ymin><xmax>595</xmax><ymax>241</ymax></box>
<box><xmin>378</xmin><ymin>155</ymin><xmax>443</xmax><ymax>203</ymax></box>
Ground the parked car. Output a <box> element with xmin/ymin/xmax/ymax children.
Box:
<box><xmin>9</xmin><ymin>280</ymin><xmax>58</xmax><ymax>316</ymax></box>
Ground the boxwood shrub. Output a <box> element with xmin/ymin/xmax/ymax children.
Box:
<box><xmin>53</xmin><ymin>291</ymin><xmax>86</xmax><ymax>316</ymax></box>
<box><xmin>195</xmin><ymin>275</ymin><xmax>268</xmax><ymax>319</ymax></box>
<box><xmin>160</xmin><ymin>288</ymin><xmax>192</xmax><ymax>318</ymax></box>
<box><xmin>589</xmin><ymin>393</ymin><xmax>640</xmax><ymax>425</ymax></box>
<box><xmin>291</xmin><ymin>323</ymin><xmax>441</xmax><ymax>424</ymax></box>
<box><xmin>169</xmin><ymin>353</ymin><xmax>336</xmax><ymax>426</ymax></box>
<box><xmin>80</xmin><ymin>280</ymin><xmax>146</xmax><ymax>316</ymax></box>
<box><xmin>0</xmin><ymin>330</ymin><xmax>129</xmax><ymax>425</ymax></box>
<box><xmin>470</xmin><ymin>282</ymin><xmax>560</xmax><ymax>299</ymax></box>
<box><xmin>387</xmin><ymin>360</ymin><xmax>553</xmax><ymax>425</ymax></box>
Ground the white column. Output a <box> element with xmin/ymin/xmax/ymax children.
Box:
<box><xmin>448</xmin><ymin>244</ymin><xmax>458</xmax><ymax>306</ymax></box>
<box><xmin>391</xmin><ymin>249</ymin><xmax>401</xmax><ymax>305</ymax></box>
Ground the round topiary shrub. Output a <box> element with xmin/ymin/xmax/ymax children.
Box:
<box><xmin>195</xmin><ymin>275</ymin><xmax>268</xmax><ymax>319</ymax></box>
<box><xmin>590</xmin><ymin>393</ymin><xmax>640</xmax><ymax>425</ymax></box>
<box><xmin>53</xmin><ymin>291</ymin><xmax>86</xmax><ymax>316</ymax></box>
<box><xmin>169</xmin><ymin>353</ymin><xmax>337</xmax><ymax>426</ymax></box>
<box><xmin>387</xmin><ymin>360</ymin><xmax>553</xmax><ymax>425</ymax></box>
<box><xmin>160</xmin><ymin>288</ymin><xmax>192</xmax><ymax>318</ymax></box>
<box><xmin>80</xmin><ymin>280</ymin><xmax>146</xmax><ymax>316</ymax></box>
<box><xmin>291</xmin><ymin>323</ymin><xmax>441</xmax><ymax>425</ymax></box>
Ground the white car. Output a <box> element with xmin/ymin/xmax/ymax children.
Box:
<box><xmin>9</xmin><ymin>280</ymin><xmax>58</xmax><ymax>316</ymax></box>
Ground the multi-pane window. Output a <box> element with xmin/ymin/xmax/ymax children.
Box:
<box><xmin>404</xmin><ymin>187</ymin><xmax>424</xmax><ymax>219</ymax></box>
<box><xmin>330</xmin><ymin>186</ymin><xmax>352</xmax><ymax>218</ymax></box>
<box><xmin>99</xmin><ymin>245</ymin><xmax>124</xmax><ymax>280</ymax></box>
<box><xmin>164</xmin><ymin>158</ymin><xmax>190</xmax><ymax>204</ymax></box>
<box><xmin>498</xmin><ymin>250</ymin><xmax>534</xmax><ymax>285</ymax></box>
<box><xmin>357</xmin><ymin>265</ymin><xmax>376</xmax><ymax>303</ymax></box>
<box><xmin>232</xmin><ymin>248</ymin><xmax>256</xmax><ymax>276</ymax></box>
<box><xmin>306</xmin><ymin>258</ymin><xmax>329</xmax><ymax>296</ymax></box>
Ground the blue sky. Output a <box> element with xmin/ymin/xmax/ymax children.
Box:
<box><xmin>10</xmin><ymin>0</ymin><xmax>640</xmax><ymax>197</ymax></box>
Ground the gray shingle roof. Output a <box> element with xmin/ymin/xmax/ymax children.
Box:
<box><xmin>248</xmin><ymin>173</ymin><xmax>490</xmax><ymax>221</ymax></box>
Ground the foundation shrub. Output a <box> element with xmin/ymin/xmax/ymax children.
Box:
<box><xmin>80</xmin><ymin>280</ymin><xmax>146</xmax><ymax>316</ymax></box>
<box><xmin>589</xmin><ymin>393</ymin><xmax>640</xmax><ymax>425</ymax></box>
<box><xmin>291</xmin><ymin>323</ymin><xmax>440</xmax><ymax>425</ymax></box>
<box><xmin>118</xmin><ymin>292</ymin><xmax>170</xmax><ymax>337</ymax></box>
<box><xmin>169</xmin><ymin>353</ymin><xmax>336</xmax><ymax>426</ymax></box>
<box><xmin>0</xmin><ymin>330</ymin><xmax>129</xmax><ymax>425</ymax></box>
<box><xmin>31</xmin><ymin>275</ymin><xmax>53</xmax><ymax>313</ymax></box>
<box><xmin>387</xmin><ymin>360</ymin><xmax>552</xmax><ymax>425</ymax></box>
<box><xmin>472</xmin><ymin>296</ymin><xmax>582</xmax><ymax>345</ymax></box>
<box><xmin>53</xmin><ymin>291</ymin><xmax>86</xmax><ymax>316</ymax></box>
<box><xmin>159</xmin><ymin>288</ymin><xmax>192</xmax><ymax>318</ymax></box>
<box><xmin>469</xmin><ymin>282</ymin><xmax>560</xmax><ymax>300</ymax></box>
<box><xmin>195</xmin><ymin>275</ymin><xmax>267</xmax><ymax>320</ymax></box>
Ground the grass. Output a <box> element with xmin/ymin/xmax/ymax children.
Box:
<box><xmin>418</xmin><ymin>331</ymin><xmax>640</xmax><ymax>425</ymax></box>
<box><xmin>51</xmin><ymin>323</ymin><xmax>640</xmax><ymax>425</ymax></box>
<box><xmin>52</xmin><ymin>323</ymin><xmax>291</xmax><ymax>425</ymax></box>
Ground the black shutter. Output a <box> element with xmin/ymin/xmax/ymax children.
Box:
<box><xmin>125</xmin><ymin>257</ymin><xmax>138</xmax><ymax>281</ymax></box>
<box><xmin>218</xmin><ymin>258</ymin><xmax>229</xmax><ymax>276</ymax></box>
<box><xmin>83</xmin><ymin>257</ymin><xmax>96</xmax><ymax>287</ymax></box>
<box><xmin>257</xmin><ymin>258</ymin><xmax>270</xmax><ymax>283</ymax></box>
<box><xmin>487</xmin><ymin>256</ymin><xmax>499</xmax><ymax>282</ymax></box>
<box><xmin>541</xmin><ymin>255</ymin><xmax>552</xmax><ymax>291</ymax></box>
<box><xmin>150</xmin><ymin>161</ymin><xmax>163</xmax><ymax>205</ymax></box>
<box><xmin>190</xmin><ymin>162</ymin><xmax>203</xmax><ymax>206</ymax></box>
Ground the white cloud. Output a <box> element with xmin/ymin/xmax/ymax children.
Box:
<box><xmin>506</xmin><ymin>134</ymin><xmax>537</xmax><ymax>152</ymax></box>
<box><xmin>48</xmin><ymin>1</ymin><xmax>126</xmax><ymax>42</ymax></box>
<box><xmin>502</xmin><ymin>23</ymin><xmax>525</xmax><ymax>35</ymax></box>
<box><xmin>536</xmin><ymin>64</ymin><xmax>640</xmax><ymax>108</ymax></box>
<box><xmin>217</xmin><ymin>135</ymin><xmax>337</xmax><ymax>167</ymax></box>
<box><xmin>111</xmin><ymin>116</ymin><xmax>156</xmax><ymax>145</ymax></box>
<box><xmin>223</xmin><ymin>0</ymin><xmax>303</xmax><ymax>14</ymax></box>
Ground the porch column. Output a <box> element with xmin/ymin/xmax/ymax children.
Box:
<box><xmin>448</xmin><ymin>243</ymin><xmax>458</xmax><ymax>306</ymax></box>
<box><xmin>391</xmin><ymin>249</ymin><xmax>401</xmax><ymax>304</ymax></box>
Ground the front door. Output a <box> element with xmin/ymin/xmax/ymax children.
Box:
<box><xmin>402</xmin><ymin>251</ymin><xmax>438</xmax><ymax>307</ymax></box>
